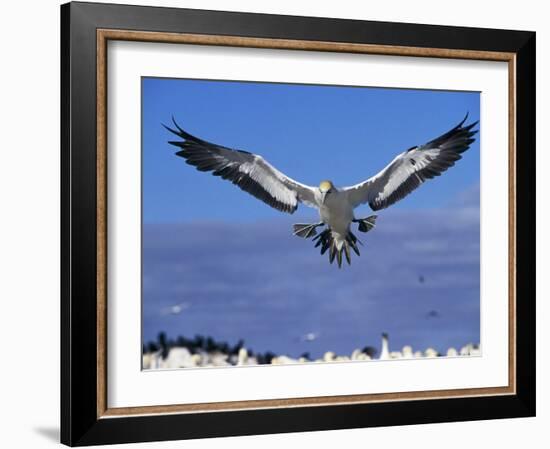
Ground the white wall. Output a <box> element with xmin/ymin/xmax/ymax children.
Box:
<box><xmin>0</xmin><ymin>0</ymin><xmax>546</xmax><ymax>447</ymax></box>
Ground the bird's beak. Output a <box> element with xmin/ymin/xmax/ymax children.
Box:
<box><xmin>321</xmin><ymin>192</ymin><xmax>327</xmax><ymax>204</ymax></box>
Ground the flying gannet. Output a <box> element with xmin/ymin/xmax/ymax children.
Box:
<box><xmin>164</xmin><ymin>115</ymin><xmax>478</xmax><ymax>268</ymax></box>
<box><xmin>160</xmin><ymin>302</ymin><xmax>191</xmax><ymax>316</ymax></box>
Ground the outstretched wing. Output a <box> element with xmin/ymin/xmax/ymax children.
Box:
<box><xmin>164</xmin><ymin>119</ymin><xmax>318</xmax><ymax>213</ymax></box>
<box><xmin>343</xmin><ymin>115</ymin><xmax>478</xmax><ymax>211</ymax></box>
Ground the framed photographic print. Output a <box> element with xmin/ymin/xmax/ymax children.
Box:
<box><xmin>60</xmin><ymin>1</ymin><xmax>536</xmax><ymax>446</ymax></box>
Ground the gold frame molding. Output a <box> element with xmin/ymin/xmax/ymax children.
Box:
<box><xmin>96</xmin><ymin>29</ymin><xmax>516</xmax><ymax>419</ymax></box>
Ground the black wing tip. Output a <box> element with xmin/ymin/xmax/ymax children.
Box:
<box><xmin>424</xmin><ymin>114</ymin><xmax>479</xmax><ymax>151</ymax></box>
<box><xmin>164</xmin><ymin>115</ymin><xmax>186</xmax><ymax>137</ymax></box>
<box><xmin>162</xmin><ymin>117</ymin><xmax>205</xmax><ymax>145</ymax></box>
<box><xmin>162</xmin><ymin>122</ymin><xmax>181</xmax><ymax>137</ymax></box>
<box><xmin>168</xmin><ymin>140</ymin><xmax>186</xmax><ymax>148</ymax></box>
<box><xmin>458</xmin><ymin>112</ymin><xmax>469</xmax><ymax>127</ymax></box>
<box><xmin>162</xmin><ymin>117</ymin><xmax>187</xmax><ymax>138</ymax></box>
<box><xmin>457</xmin><ymin>112</ymin><xmax>479</xmax><ymax>132</ymax></box>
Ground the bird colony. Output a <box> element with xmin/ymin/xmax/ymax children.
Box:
<box><xmin>142</xmin><ymin>333</ymin><xmax>481</xmax><ymax>370</ymax></box>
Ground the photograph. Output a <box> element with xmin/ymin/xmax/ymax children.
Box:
<box><xmin>141</xmin><ymin>78</ymin><xmax>481</xmax><ymax>370</ymax></box>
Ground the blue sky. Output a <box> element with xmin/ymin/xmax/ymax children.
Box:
<box><xmin>141</xmin><ymin>78</ymin><xmax>480</xmax><ymax>359</ymax></box>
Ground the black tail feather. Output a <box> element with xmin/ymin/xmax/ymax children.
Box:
<box><xmin>321</xmin><ymin>237</ymin><xmax>331</xmax><ymax>255</ymax></box>
<box><xmin>294</xmin><ymin>222</ymin><xmax>378</xmax><ymax>267</ymax></box>
<box><xmin>313</xmin><ymin>229</ymin><xmax>354</xmax><ymax>268</ymax></box>
<box><xmin>329</xmin><ymin>242</ymin><xmax>337</xmax><ymax>264</ymax></box>
<box><xmin>347</xmin><ymin>231</ymin><xmax>362</xmax><ymax>255</ymax></box>
<box><xmin>343</xmin><ymin>242</ymin><xmax>351</xmax><ymax>265</ymax></box>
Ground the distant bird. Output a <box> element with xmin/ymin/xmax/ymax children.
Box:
<box><xmin>379</xmin><ymin>332</ymin><xmax>390</xmax><ymax>360</ymax></box>
<box><xmin>446</xmin><ymin>347</ymin><xmax>458</xmax><ymax>357</ymax></box>
<box><xmin>402</xmin><ymin>345</ymin><xmax>414</xmax><ymax>359</ymax></box>
<box><xmin>160</xmin><ymin>302</ymin><xmax>191</xmax><ymax>316</ymax></box>
<box><xmin>459</xmin><ymin>343</ymin><xmax>481</xmax><ymax>356</ymax></box>
<box><xmin>271</xmin><ymin>355</ymin><xmax>299</xmax><ymax>365</ymax></box>
<box><xmin>164</xmin><ymin>115</ymin><xmax>478</xmax><ymax>267</ymax></box>
<box><xmin>236</xmin><ymin>347</ymin><xmax>249</xmax><ymax>366</ymax></box>
<box><xmin>426</xmin><ymin>310</ymin><xmax>440</xmax><ymax>319</ymax></box>
<box><xmin>418</xmin><ymin>275</ymin><xmax>425</xmax><ymax>284</ymax></box>
<box><xmin>300</xmin><ymin>332</ymin><xmax>320</xmax><ymax>342</ymax></box>
<box><xmin>424</xmin><ymin>348</ymin><xmax>439</xmax><ymax>358</ymax></box>
<box><xmin>162</xmin><ymin>347</ymin><xmax>194</xmax><ymax>369</ymax></box>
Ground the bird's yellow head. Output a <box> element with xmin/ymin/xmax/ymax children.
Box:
<box><xmin>319</xmin><ymin>180</ymin><xmax>333</xmax><ymax>193</ymax></box>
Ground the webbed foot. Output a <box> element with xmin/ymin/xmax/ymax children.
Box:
<box><xmin>293</xmin><ymin>222</ymin><xmax>324</xmax><ymax>239</ymax></box>
<box><xmin>353</xmin><ymin>215</ymin><xmax>377</xmax><ymax>233</ymax></box>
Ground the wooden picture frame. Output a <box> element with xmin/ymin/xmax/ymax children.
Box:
<box><xmin>61</xmin><ymin>1</ymin><xmax>535</xmax><ymax>446</ymax></box>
